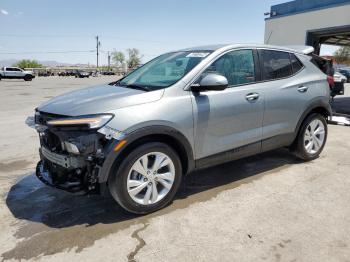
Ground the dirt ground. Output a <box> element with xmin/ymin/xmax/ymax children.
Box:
<box><xmin>0</xmin><ymin>77</ymin><xmax>349</xmax><ymax>262</ymax></box>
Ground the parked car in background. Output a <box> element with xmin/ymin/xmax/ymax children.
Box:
<box><xmin>331</xmin><ymin>71</ymin><xmax>346</xmax><ymax>97</ymax></box>
<box><xmin>74</xmin><ymin>70</ymin><xmax>90</xmax><ymax>78</ymax></box>
<box><xmin>67</xmin><ymin>71</ymin><xmax>75</xmax><ymax>76</ymax></box>
<box><xmin>58</xmin><ymin>71</ymin><xmax>75</xmax><ymax>77</ymax></box>
<box><xmin>0</xmin><ymin>67</ymin><xmax>35</xmax><ymax>81</ymax></box>
<box><xmin>28</xmin><ymin>44</ymin><xmax>331</xmax><ymax>214</ymax></box>
<box><xmin>101</xmin><ymin>71</ymin><xmax>116</xmax><ymax>75</ymax></box>
<box><xmin>334</xmin><ymin>71</ymin><xmax>347</xmax><ymax>83</ymax></box>
<box><xmin>38</xmin><ymin>71</ymin><xmax>54</xmax><ymax>77</ymax></box>
<box><xmin>338</xmin><ymin>68</ymin><xmax>350</xmax><ymax>82</ymax></box>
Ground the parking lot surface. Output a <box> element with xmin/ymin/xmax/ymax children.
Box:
<box><xmin>0</xmin><ymin>77</ymin><xmax>349</xmax><ymax>262</ymax></box>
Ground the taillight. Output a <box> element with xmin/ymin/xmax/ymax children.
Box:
<box><xmin>327</xmin><ymin>76</ymin><xmax>334</xmax><ymax>89</ymax></box>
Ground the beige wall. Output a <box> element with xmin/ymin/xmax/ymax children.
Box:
<box><xmin>265</xmin><ymin>4</ymin><xmax>350</xmax><ymax>45</ymax></box>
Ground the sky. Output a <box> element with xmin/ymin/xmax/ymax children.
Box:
<box><xmin>0</xmin><ymin>0</ymin><xmax>339</xmax><ymax>65</ymax></box>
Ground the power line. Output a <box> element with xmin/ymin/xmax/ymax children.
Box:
<box><xmin>0</xmin><ymin>34</ymin><xmax>92</xmax><ymax>38</ymax></box>
<box><xmin>0</xmin><ymin>33</ymin><xmax>193</xmax><ymax>45</ymax></box>
<box><xmin>0</xmin><ymin>50</ymin><xmax>95</xmax><ymax>55</ymax></box>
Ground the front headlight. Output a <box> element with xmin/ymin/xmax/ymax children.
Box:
<box><xmin>47</xmin><ymin>114</ymin><xmax>114</xmax><ymax>129</ymax></box>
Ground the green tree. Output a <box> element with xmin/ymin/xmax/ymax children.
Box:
<box><xmin>334</xmin><ymin>47</ymin><xmax>350</xmax><ymax>64</ymax></box>
<box><xmin>13</xmin><ymin>59</ymin><xmax>43</xmax><ymax>69</ymax></box>
<box><xmin>126</xmin><ymin>48</ymin><xmax>142</xmax><ymax>69</ymax></box>
<box><xmin>112</xmin><ymin>51</ymin><xmax>125</xmax><ymax>66</ymax></box>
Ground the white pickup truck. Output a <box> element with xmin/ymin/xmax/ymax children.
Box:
<box><xmin>0</xmin><ymin>67</ymin><xmax>35</xmax><ymax>81</ymax></box>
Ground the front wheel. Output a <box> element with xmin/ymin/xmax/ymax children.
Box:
<box><xmin>108</xmin><ymin>142</ymin><xmax>182</xmax><ymax>214</ymax></box>
<box><xmin>291</xmin><ymin>113</ymin><xmax>328</xmax><ymax>161</ymax></box>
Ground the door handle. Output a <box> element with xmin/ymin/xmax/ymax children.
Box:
<box><xmin>246</xmin><ymin>93</ymin><xmax>259</xmax><ymax>101</ymax></box>
<box><xmin>298</xmin><ymin>86</ymin><xmax>309</xmax><ymax>93</ymax></box>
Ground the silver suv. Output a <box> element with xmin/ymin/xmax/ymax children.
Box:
<box><xmin>28</xmin><ymin>44</ymin><xmax>331</xmax><ymax>214</ymax></box>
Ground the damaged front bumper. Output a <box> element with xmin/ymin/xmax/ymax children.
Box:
<box><xmin>36</xmin><ymin>160</ymin><xmax>86</xmax><ymax>193</ymax></box>
<box><xmin>27</xmin><ymin>111</ymin><xmax>125</xmax><ymax>194</ymax></box>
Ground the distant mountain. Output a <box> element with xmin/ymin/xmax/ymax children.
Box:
<box><xmin>0</xmin><ymin>59</ymin><xmax>89</xmax><ymax>67</ymax></box>
<box><xmin>39</xmin><ymin>60</ymin><xmax>72</xmax><ymax>67</ymax></box>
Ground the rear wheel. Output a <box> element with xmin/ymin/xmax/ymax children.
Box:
<box><xmin>108</xmin><ymin>142</ymin><xmax>182</xmax><ymax>214</ymax></box>
<box><xmin>291</xmin><ymin>113</ymin><xmax>327</xmax><ymax>161</ymax></box>
<box><xmin>24</xmin><ymin>75</ymin><xmax>32</xmax><ymax>81</ymax></box>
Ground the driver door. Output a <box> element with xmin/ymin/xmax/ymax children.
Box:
<box><xmin>191</xmin><ymin>49</ymin><xmax>265</xmax><ymax>165</ymax></box>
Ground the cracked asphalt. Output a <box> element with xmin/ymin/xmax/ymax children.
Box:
<box><xmin>0</xmin><ymin>77</ymin><xmax>349</xmax><ymax>262</ymax></box>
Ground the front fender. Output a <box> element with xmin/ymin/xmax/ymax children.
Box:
<box><xmin>98</xmin><ymin>125</ymin><xmax>195</xmax><ymax>184</ymax></box>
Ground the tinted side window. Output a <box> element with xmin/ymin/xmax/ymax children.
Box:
<box><xmin>203</xmin><ymin>49</ymin><xmax>255</xmax><ymax>86</ymax></box>
<box><xmin>290</xmin><ymin>53</ymin><xmax>303</xmax><ymax>74</ymax></box>
<box><xmin>260</xmin><ymin>50</ymin><xmax>292</xmax><ymax>80</ymax></box>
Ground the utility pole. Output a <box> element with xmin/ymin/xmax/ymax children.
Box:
<box><xmin>96</xmin><ymin>36</ymin><xmax>101</xmax><ymax>69</ymax></box>
<box><xmin>107</xmin><ymin>51</ymin><xmax>111</xmax><ymax>71</ymax></box>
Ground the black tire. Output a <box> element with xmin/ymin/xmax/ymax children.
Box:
<box><xmin>108</xmin><ymin>142</ymin><xmax>182</xmax><ymax>214</ymax></box>
<box><xmin>291</xmin><ymin>113</ymin><xmax>328</xmax><ymax>161</ymax></box>
<box><xmin>24</xmin><ymin>75</ymin><xmax>32</xmax><ymax>81</ymax></box>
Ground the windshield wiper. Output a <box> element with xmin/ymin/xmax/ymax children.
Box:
<box><xmin>120</xmin><ymin>83</ymin><xmax>150</xmax><ymax>92</ymax></box>
<box><xmin>108</xmin><ymin>80</ymin><xmax>120</xmax><ymax>86</ymax></box>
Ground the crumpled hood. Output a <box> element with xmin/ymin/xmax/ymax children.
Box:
<box><xmin>38</xmin><ymin>84</ymin><xmax>164</xmax><ymax>116</ymax></box>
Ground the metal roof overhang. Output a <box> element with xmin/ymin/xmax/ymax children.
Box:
<box><xmin>321</xmin><ymin>34</ymin><xmax>350</xmax><ymax>46</ymax></box>
<box><xmin>306</xmin><ymin>25</ymin><xmax>350</xmax><ymax>54</ymax></box>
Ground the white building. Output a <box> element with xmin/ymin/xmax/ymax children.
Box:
<box><xmin>265</xmin><ymin>0</ymin><xmax>350</xmax><ymax>54</ymax></box>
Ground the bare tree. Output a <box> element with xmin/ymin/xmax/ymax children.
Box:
<box><xmin>334</xmin><ymin>47</ymin><xmax>350</xmax><ymax>64</ymax></box>
<box><xmin>112</xmin><ymin>51</ymin><xmax>125</xmax><ymax>67</ymax></box>
<box><xmin>126</xmin><ymin>48</ymin><xmax>142</xmax><ymax>69</ymax></box>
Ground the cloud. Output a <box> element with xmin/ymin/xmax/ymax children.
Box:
<box><xmin>1</xmin><ymin>9</ymin><xmax>9</xmax><ymax>15</ymax></box>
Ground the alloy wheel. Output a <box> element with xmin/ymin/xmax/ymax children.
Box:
<box><xmin>127</xmin><ymin>152</ymin><xmax>175</xmax><ymax>205</ymax></box>
<box><xmin>304</xmin><ymin>119</ymin><xmax>326</xmax><ymax>154</ymax></box>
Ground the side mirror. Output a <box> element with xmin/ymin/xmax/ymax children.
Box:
<box><xmin>191</xmin><ymin>73</ymin><xmax>228</xmax><ymax>92</ymax></box>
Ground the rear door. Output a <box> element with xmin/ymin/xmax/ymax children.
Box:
<box><xmin>259</xmin><ymin>49</ymin><xmax>310</xmax><ymax>150</ymax></box>
<box><xmin>192</xmin><ymin>49</ymin><xmax>264</xmax><ymax>162</ymax></box>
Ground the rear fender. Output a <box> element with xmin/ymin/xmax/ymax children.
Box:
<box><xmin>292</xmin><ymin>97</ymin><xmax>332</xmax><ymax>141</ymax></box>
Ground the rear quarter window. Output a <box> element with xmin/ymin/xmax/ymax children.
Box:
<box><xmin>290</xmin><ymin>53</ymin><xmax>304</xmax><ymax>74</ymax></box>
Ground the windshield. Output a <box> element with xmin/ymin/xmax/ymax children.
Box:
<box><xmin>118</xmin><ymin>51</ymin><xmax>211</xmax><ymax>91</ymax></box>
